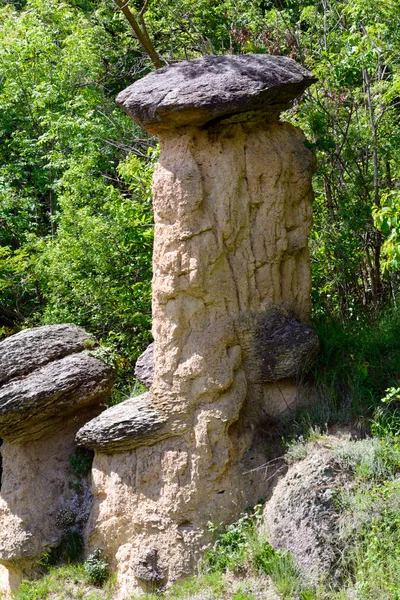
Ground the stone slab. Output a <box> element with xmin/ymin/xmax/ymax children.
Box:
<box><xmin>116</xmin><ymin>54</ymin><xmax>317</xmax><ymax>133</ymax></box>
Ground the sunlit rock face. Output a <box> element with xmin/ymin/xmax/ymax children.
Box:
<box><xmin>0</xmin><ymin>325</ymin><xmax>114</xmax><ymax>596</ymax></box>
<box><xmin>79</xmin><ymin>54</ymin><xmax>318</xmax><ymax>599</ymax></box>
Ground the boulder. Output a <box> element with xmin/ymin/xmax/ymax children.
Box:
<box><xmin>75</xmin><ymin>393</ymin><xmax>167</xmax><ymax>454</ymax></box>
<box><xmin>262</xmin><ymin>441</ymin><xmax>353</xmax><ymax>583</ymax></box>
<box><xmin>0</xmin><ymin>324</ymin><xmax>92</xmax><ymax>385</ymax></box>
<box><xmin>134</xmin><ymin>343</ymin><xmax>154</xmax><ymax>389</ymax></box>
<box><xmin>0</xmin><ymin>353</ymin><xmax>114</xmax><ymax>443</ymax></box>
<box><xmin>116</xmin><ymin>54</ymin><xmax>317</xmax><ymax>134</ymax></box>
<box><xmin>243</xmin><ymin>309</ymin><xmax>319</xmax><ymax>383</ymax></box>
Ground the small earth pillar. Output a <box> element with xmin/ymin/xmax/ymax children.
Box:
<box><xmin>77</xmin><ymin>54</ymin><xmax>319</xmax><ymax>598</ymax></box>
<box><xmin>0</xmin><ymin>325</ymin><xmax>114</xmax><ymax>596</ymax></box>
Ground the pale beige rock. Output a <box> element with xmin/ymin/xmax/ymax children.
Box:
<box><xmin>0</xmin><ymin>413</ymin><xmax>95</xmax><ymax>585</ymax></box>
<box><xmin>0</xmin><ymin>324</ymin><xmax>114</xmax><ymax>595</ymax></box>
<box><xmin>84</xmin><ymin>119</ymin><xmax>316</xmax><ymax>597</ymax></box>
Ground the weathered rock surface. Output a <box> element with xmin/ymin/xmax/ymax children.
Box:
<box><xmin>76</xmin><ymin>393</ymin><xmax>168</xmax><ymax>453</ymax></box>
<box><xmin>134</xmin><ymin>343</ymin><xmax>154</xmax><ymax>389</ymax></box>
<box><xmin>0</xmin><ymin>324</ymin><xmax>114</xmax><ymax>595</ymax></box>
<box><xmin>262</xmin><ymin>441</ymin><xmax>353</xmax><ymax>583</ymax></box>
<box><xmin>85</xmin><ymin>431</ymin><xmax>274</xmax><ymax>600</ymax></box>
<box><xmin>116</xmin><ymin>54</ymin><xmax>317</xmax><ymax>134</ymax></box>
<box><xmin>85</xmin><ymin>122</ymin><xmax>316</xmax><ymax>596</ymax></box>
<box><xmin>0</xmin><ymin>352</ymin><xmax>114</xmax><ymax>443</ymax></box>
<box><xmin>243</xmin><ymin>308</ymin><xmax>319</xmax><ymax>383</ymax></box>
<box><xmin>0</xmin><ymin>324</ymin><xmax>92</xmax><ymax>385</ymax></box>
<box><xmin>0</xmin><ymin>421</ymin><xmax>93</xmax><ymax>568</ymax></box>
<box><xmin>83</xmin><ymin>55</ymin><xmax>317</xmax><ymax>597</ymax></box>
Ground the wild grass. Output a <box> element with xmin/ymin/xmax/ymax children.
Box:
<box><xmin>13</xmin><ymin>564</ymin><xmax>115</xmax><ymax>600</ymax></box>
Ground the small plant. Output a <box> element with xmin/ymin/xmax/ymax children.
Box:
<box><xmin>204</xmin><ymin>503</ymin><xmax>264</xmax><ymax>573</ymax></box>
<box><xmin>69</xmin><ymin>447</ymin><xmax>94</xmax><ymax>478</ymax></box>
<box><xmin>84</xmin><ymin>549</ymin><xmax>109</xmax><ymax>586</ymax></box>
<box><xmin>38</xmin><ymin>531</ymin><xmax>84</xmax><ymax>570</ymax></box>
<box><xmin>83</xmin><ymin>338</ymin><xmax>96</xmax><ymax>350</ymax></box>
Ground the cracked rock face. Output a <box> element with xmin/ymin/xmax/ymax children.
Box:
<box><xmin>81</xmin><ymin>55</ymin><xmax>318</xmax><ymax>598</ymax></box>
<box><xmin>0</xmin><ymin>324</ymin><xmax>91</xmax><ymax>386</ymax></box>
<box><xmin>116</xmin><ymin>54</ymin><xmax>316</xmax><ymax>134</ymax></box>
<box><xmin>0</xmin><ymin>353</ymin><xmax>114</xmax><ymax>443</ymax></box>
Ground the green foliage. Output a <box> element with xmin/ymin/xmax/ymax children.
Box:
<box><xmin>203</xmin><ymin>503</ymin><xmax>312</xmax><ymax>599</ymax></box>
<box><xmin>0</xmin><ymin>0</ymin><xmax>154</xmax><ymax>368</ymax></box>
<box><xmin>311</xmin><ymin>310</ymin><xmax>400</xmax><ymax>421</ymax></box>
<box><xmin>68</xmin><ymin>447</ymin><xmax>94</xmax><ymax>478</ymax></box>
<box><xmin>14</xmin><ymin>563</ymin><xmax>113</xmax><ymax>600</ymax></box>
<box><xmin>83</xmin><ymin>549</ymin><xmax>109</xmax><ymax>586</ymax></box>
<box><xmin>39</xmin><ymin>531</ymin><xmax>85</xmax><ymax>568</ymax></box>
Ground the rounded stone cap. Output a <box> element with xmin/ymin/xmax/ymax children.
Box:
<box><xmin>0</xmin><ymin>325</ymin><xmax>114</xmax><ymax>442</ymax></box>
<box><xmin>116</xmin><ymin>54</ymin><xmax>317</xmax><ymax>134</ymax></box>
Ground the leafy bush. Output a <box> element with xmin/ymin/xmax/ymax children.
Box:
<box><xmin>84</xmin><ymin>549</ymin><xmax>109</xmax><ymax>586</ymax></box>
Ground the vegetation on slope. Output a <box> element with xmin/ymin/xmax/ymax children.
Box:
<box><xmin>1</xmin><ymin>0</ymin><xmax>400</xmax><ymax>597</ymax></box>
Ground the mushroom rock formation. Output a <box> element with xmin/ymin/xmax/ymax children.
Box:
<box><xmin>0</xmin><ymin>325</ymin><xmax>114</xmax><ymax>596</ymax></box>
<box><xmin>78</xmin><ymin>54</ymin><xmax>319</xmax><ymax>598</ymax></box>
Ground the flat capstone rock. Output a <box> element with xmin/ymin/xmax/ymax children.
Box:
<box><xmin>75</xmin><ymin>393</ymin><xmax>167</xmax><ymax>454</ymax></box>
<box><xmin>116</xmin><ymin>54</ymin><xmax>317</xmax><ymax>134</ymax></box>
<box><xmin>0</xmin><ymin>324</ymin><xmax>93</xmax><ymax>385</ymax></box>
<box><xmin>0</xmin><ymin>353</ymin><xmax>114</xmax><ymax>442</ymax></box>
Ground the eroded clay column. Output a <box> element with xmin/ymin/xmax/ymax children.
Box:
<box><xmin>77</xmin><ymin>54</ymin><xmax>318</xmax><ymax>598</ymax></box>
<box><xmin>0</xmin><ymin>325</ymin><xmax>114</xmax><ymax>596</ymax></box>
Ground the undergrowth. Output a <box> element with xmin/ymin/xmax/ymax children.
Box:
<box><xmin>311</xmin><ymin>310</ymin><xmax>400</xmax><ymax>424</ymax></box>
<box><xmin>13</xmin><ymin>563</ymin><xmax>115</xmax><ymax>600</ymax></box>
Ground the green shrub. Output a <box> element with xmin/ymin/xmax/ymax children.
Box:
<box><xmin>84</xmin><ymin>549</ymin><xmax>109</xmax><ymax>586</ymax></box>
<box><xmin>311</xmin><ymin>310</ymin><xmax>400</xmax><ymax>424</ymax></box>
<box><xmin>40</xmin><ymin>531</ymin><xmax>84</xmax><ymax>568</ymax></box>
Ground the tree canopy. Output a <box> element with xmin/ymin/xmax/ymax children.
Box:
<box><xmin>1</xmin><ymin>0</ymin><xmax>400</xmax><ymax>373</ymax></box>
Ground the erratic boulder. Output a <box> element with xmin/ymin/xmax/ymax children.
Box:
<box><xmin>262</xmin><ymin>441</ymin><xmax>353</xmax><ymax>583</ymax></box>
<box><xmin>243</xmin><ymin>308</ymin><xmax>319</xmax><ymax>383</ymax></box>
<box><xmin>116</xmin><ymin>54</ymin><xmax>317</xmax><ymax>134</ymax></box>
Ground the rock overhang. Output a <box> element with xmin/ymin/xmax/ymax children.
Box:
<box><xmin>116</xmin><ymin>54</ymin><xmax>317</xmax><ymax>134</ymax></box>
<box><xmin>75</xmin><ymin>393</ymin><xmax>168</xmax><ymax>454</ymax></box>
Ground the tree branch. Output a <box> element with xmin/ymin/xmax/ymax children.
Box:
<box><xmin>113</xmin><ymin>0</ymin><xmax>163</xmax><ymax>69</ymax></box>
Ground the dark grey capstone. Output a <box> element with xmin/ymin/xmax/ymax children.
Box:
<box><xmin>116</xmin><ymin>54</ymin><xmax>317</xmax><ymax>133</ymax></box>
<box><xmin>249</xmin><ymin>310</ymin><xmax>319</xmax><ymax>382</ymax></box>
<box><xmin>75</xmin><ymin>393</ymin><xmax>167</xmax><ymax>454</ymax></box>
<box><xmin>134</xmin><ymin>343</ymin><xmax>154</xmax><ymax>389</ymax></box>
<box><xmin>0</xmin><ymin>353</ymin><xmax>114</xmax><ymax>442</ymax></box>
<box><xmin>0</xmin><ymin>324</ymin><xmax>93</xmax><ymax>385</ymax></box>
